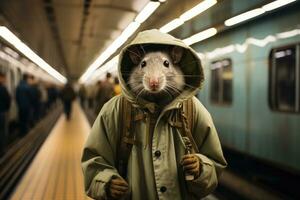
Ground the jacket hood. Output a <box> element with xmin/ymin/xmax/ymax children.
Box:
<box><xmin>118</xmin><ymin>29</ymin><xmax>204</xmax><ymax>111</ymax></box>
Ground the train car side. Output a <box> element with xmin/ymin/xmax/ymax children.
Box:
<box><xmin>191</xmin><ymin>6</ymin><xmax>300</xmax><ymax>172</ymax></box>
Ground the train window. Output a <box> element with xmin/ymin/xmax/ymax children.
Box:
<box><xmin>210</xmin><ymin>59</ymin><xmax>233</xmax><ymax>105</ymax></box>
<box><xmin>269</xmin><ymin>45</ymin><xmax>300</xmax><ymax>113</ymax></box>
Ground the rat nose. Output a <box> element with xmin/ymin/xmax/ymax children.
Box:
<box><xmin>149</xmin><ymin>78</ymin><xmax>159</xmax><ymax>88</ymax></box>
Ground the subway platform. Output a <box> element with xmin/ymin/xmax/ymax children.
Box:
<box><xmin>10</xmin><ymin>102</ymin><xmax>91</xmax><ymax>200</ymax></box>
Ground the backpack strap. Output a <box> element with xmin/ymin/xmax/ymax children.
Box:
<box><xmin>117</xmin><ymin>96</ymin><xmax>136</xmax><ymax>178</ymax></box>
<box><xmin>181</xmin><ymin>98</ymin><xmax>199</xmax><ymax>153</ymax></box>
<box><xmin>183</xmin><ymin>98</ymin><xmax>194</xmax><ymax>133</ymax></box>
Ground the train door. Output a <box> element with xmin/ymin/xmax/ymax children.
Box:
<box><xmin>208</xmin><ymin>58</ymin><xmax>239</xmax><ymax>148</ymax></box>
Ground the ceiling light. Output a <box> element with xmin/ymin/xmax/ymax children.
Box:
<box><xmin>277</xmin><ymin>29</ymin><xmax>300</xmax><ymax>38</ymax></box>
<box><xmin>79</xmin><ymin>1</ymin><xmax>161</xmax><ymax>83</ymax></box>
<box><xmin>0</xmin><ymin>26</ymin><xmax>67</xmax><ymax>83</ymax></box>
<box><xmin>224</xmin><ymin>0</ymin><xmax>296</xmax><ymax>27</ymax></box>
<box><xmin>79</xmin><ymin>22</ymin><xmax>140</xmax><ymax>83</ymax></box>
<box><xmin>183</xmin><ymin>27</ymin><xmax>217</xmax><ymax>45</ymax></box>
<box><xmin>160</xmin><ymin>0</ymin><xmax>217</xmax><ymax>33</ymax></box>
<box><xmin>180</xmin><ymin>0</ymin><xmax>217</xmax><ymax>21</ymax></box>
<box><xmin>135</xmin><ymin>2</ymin><xmax>160</xmax><ymax>23</ymax></box>
<box><xmin>224</xmin><ymin>8</ymin><xmax>265</xmax><ymax>26</ymax></box>
<box><xmin>88</xmin><ymin>55</ymin><xmax>119</xmax><ymax>84</ymax></box>
<box><xmin>159</xmin><ymin>18</ymin><xmax>184</xmax><ymax>33</ymax></box>
<box><xmin>120</xmin><ymin>22</ymin><xmax>140</xmax><ymax>40</ymax></box>
<box><xmin>262</xmin><ymin>0</ymin><xmax>296</xmax><ymax>11</ymax></box>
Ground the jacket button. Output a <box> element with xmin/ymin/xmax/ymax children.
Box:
<box><xmin>160</xmin><ymin>186</ymin><xmax>167</xmax><ymax>193</ymax></box>
<box><xmin>154</xmin><ymin>150</ymin><xmax>161</xmax><ymax>157</ymax></box>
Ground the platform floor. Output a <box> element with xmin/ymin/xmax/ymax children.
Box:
<box><xmin>10</xmin><ymin>102</ymin><xmax>91</xmax><ymax>200</ymax></box>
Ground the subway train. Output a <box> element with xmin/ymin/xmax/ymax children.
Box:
<box><xmin>192</xmin><ymin>3</ymin><xmax>300</xmax><ymax>173</ymax></box>
<box><xmin>0</xmin><ymin>41</ymin><xmax>58</xmax><ymax>130</ymax></box>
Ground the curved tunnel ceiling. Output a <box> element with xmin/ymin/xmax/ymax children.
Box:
<box><xmin>0</xmin><ymin>0</ymin><xmax>279</xmax><ymax>81</ymax></box>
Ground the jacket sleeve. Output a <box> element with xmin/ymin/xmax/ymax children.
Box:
<box><xmin>187</xmin><ymin>97</ymin><xmax>227</xmax><ymax>198</ymax></box>
<box><xmin>81</xmin><ymin>99</ymin><xmax>122</xmax><ymax>199</ymax></box>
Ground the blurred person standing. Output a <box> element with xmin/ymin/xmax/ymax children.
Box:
<box><xmin>113</xmin><ymin>76</ymin><xmax>121</xmax><ymax>96</ymax></box>
<box><xmin>78</xmin><ymin>84</ymin><xmax>86</xmax><ymax>108</ymax></box>
<box><xmin>0</xmin><ymin>72</ymin><xmax>11</xmax><ymax>156</ymax></box>
<box><xmin>39</xmin><ymin>83</ymin><xmax>48</xmax><ymax>117</ymax></box>
<box><xmin>94</xmin><ymin>80</ymin><xmax>102</xmax><ymax>113</ymax></box>
<box><xmin>92</xmin><ymin>80</ymin><xmax>101</xmax><ymax>111</ymax></box>
<box><xmin>60</xmin><ymin>83</ymin><xmax>76</xmax><ymax>120</ymax></box>
<box><xmin>46</xmin><ymin>84</ymin><xmax>58</xmax><ymax>109</ymax></box>
<box><xmin>16</xmin><ymin>74</ymin><xmax>33</xmax><ymax>136</ymax></box>
<box><xmin>28</xmin><ymin>76</ymin><xmax>41</xmax><ymax>123</ymax></box>
<box><xmin>95</xmin><ymin>73</ymin><xmax>114</xmax><ymax>114</ymax></box>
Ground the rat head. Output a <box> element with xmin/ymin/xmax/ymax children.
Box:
<box><xmin>127</xmin><ymin>45</ymin><xmax>185</xmax><ymax>102</ymax></box>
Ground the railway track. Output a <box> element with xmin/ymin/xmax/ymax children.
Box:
<box><xmin>0</xmin><ymin>105</ymin><xmax>62</xmax><ymax>200</ymax></box>
<box><xmin>215</xmin><ymin>147</ymin><xmax>300</xmax><ymax>200</ymax></box>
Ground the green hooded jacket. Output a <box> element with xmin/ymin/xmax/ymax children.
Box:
<box><xmin>81</xmin><ymin>29</ymin><xmax>227</xmax><ymax>200</ymax></box>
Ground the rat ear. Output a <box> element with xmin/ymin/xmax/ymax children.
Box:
<box><xmin>170</xmin><ymin>46</ymin><xmax>184</xmax><ymax>64</ymax></box>
<box><xmin>128</xmin><ymin>46</ymin><xmax>143</xmax><ymax>65</ymax></box>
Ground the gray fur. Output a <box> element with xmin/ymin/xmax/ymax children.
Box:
<box><xmin>128</xmin><ymin>51</ymin><xmax>185</xmax><ymax>104</ymax></box>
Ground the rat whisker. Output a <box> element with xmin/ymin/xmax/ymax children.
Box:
<box><xmin>128</xmin><ymin>81</ymin><xmax>144</xmax><ymax>86</ymax></box>
<box><xmin>140</xmin><ymin>45</ymin><xmax>146</xmax><ymax>55</ymax></box>
<box><xmin>135</xmin><ymin>88</ymin><xmax>145</xmax><ymax>101</ymax></box>
<box><xmin>128</xmin><ymin>83</ymin><xmax>143</xmax><ymax>91</ymax></box>
<box><xmin>162</xmin><ymin>88</ymin><xmax>174</xmax><ymax>100</ymax></box>
<box><xmin>126</xmin><ymin>81</ymin><xmax>143</xmax><ymax>85</ymax></box>
<box><xmin>132</xmin><ymin>86</ymin><xmax>141</xmax><ymax>94</ymax></box>
<box><xmin>166</xmin><ymin>85</ymin><xmax>182</xmax><ymax>96</ymax></box>
<box><xmin>130</xmin><ymin>85</ymin><xmax>143</xmax><ymax>92</ymax></box>
<box><xmin>125</xmin><ymin>77</ymin><xmax>145</xmax><ymax>80</ymax></box>
<box><xmin>166</xmin><ymin>75</ymin><xmax>203</xmax><ymax>77</ymax></box>
<box><xmin>167</xmin><ymin>84</ymin><xmax>182</xmax><ymax>92</ymax></box>
<box><xmin>183</xmin><ymin>83</ymin><xmax>199</xmax><ymax>90</ymax></box>
<box><xmin>125</xmin><ymin>49</ymin><xmax>142</xmax><ymax>58</ymax></box>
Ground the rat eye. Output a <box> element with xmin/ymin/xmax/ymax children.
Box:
<box><xmin>141</xmin><ymin>61</ymin><xmax>146</xmax><ymax>68</ymax></box>
<box><xmin>163</xmin><ymin>60</ymin><xmax>169</xmax><ymax>68</ymax></box>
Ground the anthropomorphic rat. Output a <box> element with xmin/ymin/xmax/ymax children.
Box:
<box><xmin>81</xmin><ymin>29</ymin><xmax>227</xmax><ymax>200</ymax></box>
